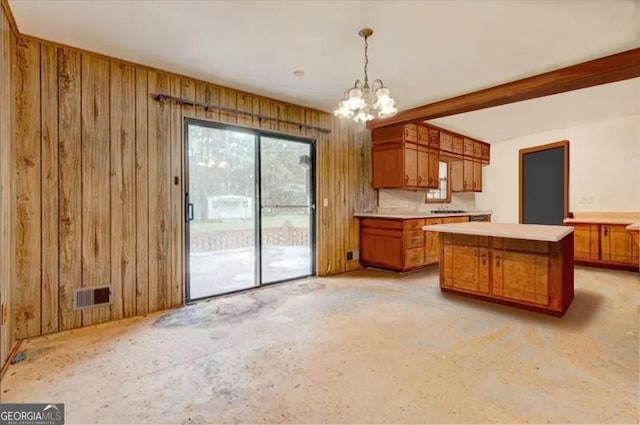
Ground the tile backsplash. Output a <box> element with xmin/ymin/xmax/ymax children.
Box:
<box><xmin>376</xmin><ymin>189</ymin><xmax>476</xmax><ymax>213</ymax></box>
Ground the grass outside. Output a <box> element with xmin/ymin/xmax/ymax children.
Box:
<box><xmin>191</xmin><ymin>214</ymin><xmax>309</xmax><ymax>232</ymax></box>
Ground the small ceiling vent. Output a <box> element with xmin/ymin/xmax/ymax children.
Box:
<box><xmin>73</xmin><ymin>286</ymin><xmax>112</xmax><ymax>310</ymax></box>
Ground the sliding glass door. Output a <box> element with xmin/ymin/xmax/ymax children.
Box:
<box><xmin>184</xmin><ymin>120</ymin><xmax>315</xmax><ymax>301</ymax></box>
<box><xmin>260</xmin><ymin>137</ymin><xmax>314</xmax><ymax>284</ymax></box>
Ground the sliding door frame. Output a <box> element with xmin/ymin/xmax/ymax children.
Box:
<box><xmin>183</xmin><ymin>118</ymin><xmax>317</xmax><ymax>302</ymax></box>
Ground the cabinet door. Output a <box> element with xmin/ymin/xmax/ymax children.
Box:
<box><xmin>360</xmin><ymin>229</ymin><xmax>403</xmax><ymax>270</ymax></box>
<box><xmin>403</xmin><ymin>124</ymin><xmax>418</xmax><ymax>143</ymax></box>
<box><xmin>451</xmin><ymin>160</ymin><xmax>463</xmax><ymax>192</ymax></box>
<box><xmin>440</xmin><ymin>132</ymin><xmax>453</xmax><ymax>152</ymax></box>
<box><xmin>373</xmin><ymin>144</ymin><xmax>404</xmax><ymax>188</ymax></box>
<box><xmin>463</xmin><ymin>159</ymin><xmax>474</xmax><ymax>191</ymax></box>
<box><xmin>452</xmin><ymin>136</ymin><xmax>464</xmax><ymax>156</ymax></box>
<box><xmin>602</xmin><ymin>224</ymin><xmax>635</xmax><ymax>264</ymax></box>
<box><xmin>463</xmin><ymin>138</ymin><xmax>474</xmax><ymax>156</ymax></box>
<box><xmin>428</xmin><ymin>128</ymin><xmax>440</xmax><ymax>149</ymax></box>
<box><xmin>492</xmin><ymin>250</ymin><xmax>550</xmax><ymax>306</ymax></box>
<box><xmin>573</xmin><ymin>223</ymin><xmax>599</xmax><ymax>261</ymax></box>
<box><xmin>442</xmin><ymin>245</ymin><xmax>489</xmax><ymax>294</ymax></box>
<box><xmin>472</xmin><ymin>160</ymin><xmax>482</xmax><ymax>191</ymax></box>
<box><xmin>427</xmin><ymin>149</ymin><xmax>439</xmax><ymax>188</ymax></box>
<box><xmin>417</xmin><ymin>125</ymin><xmax>429</xmax><ymax>146</ymax></box>
<box><xmin>404</xmin><ymin>143</ymin><xmax>418</xmax><ymax>187</ymax></box>
<box><xmin>424</xmin><ymin>218</ymin><xmax>443</xmax><ymax>264</ymax></box>
<box><xmin>417</xmin><ymin>146</ymin><xmax>429</xmax><ymax>188</ymax></box>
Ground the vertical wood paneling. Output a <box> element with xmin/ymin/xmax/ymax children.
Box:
<box><xmin>147</xmin><ymin>71</ymin><xmax>171</xmax><ymax>312</ymax></box>
<box><xmin>57</xmin><ymin>48</ymin><xmax>82</xmax><ymax>331</ymax></box>
<box><xmin>80</xmin><ymin>55</ymin><xmax>111</xmax><ymax>326</ymax></box>
<box><xmin>134</xmin><ymin>68</ymin><xmax>149</xmax><ymax>316</ymax></box>
<box><xmin>110</xmin><ymin>62</ymin><xmax>136</xmax><ymax>319</ymax></box>
<box><xmin>40</xmin><ymin>43</ymin><xmax>59</xmax><ymax>334</ymax></box>
<box><xmin>1</xmin><ymin>9</ymin><xmax>16</xmax><ymax>367</ymax></box>
<box><xmin>14</xmin><ymin>37</ymin><xmax>41</xmax><ymax>339</ymax></box>
<box><xmin>171</xmin><ymin>76</ymin><xmax>185</xmax><ymax>306</ymax></box>
<box><xmin>9</xmin><ymin>35</ymin><xmax>375</xmax><ymax>343</ymax></box>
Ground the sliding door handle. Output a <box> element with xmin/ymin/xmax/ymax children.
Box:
<box><xmin>185</xmin><ymin>202</ymin><xmax>194</xmax><ymax>222</ymax></box>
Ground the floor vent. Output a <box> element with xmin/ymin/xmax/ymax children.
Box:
<box><xmin>73</xmin><ymin>286</ymin><xmax>112</xmax><ymax>310</ymax></box>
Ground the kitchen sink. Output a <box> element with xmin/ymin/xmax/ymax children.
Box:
<box><xmin>431</xmin><ymin>210</ymin><xmax>466</xmax><ymax>214</ymax></box>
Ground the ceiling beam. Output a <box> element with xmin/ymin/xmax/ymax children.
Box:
<box><xmin>367</xmin><ymin>47</ymin><xmax>640</xmax><ymax>130</ymax></box>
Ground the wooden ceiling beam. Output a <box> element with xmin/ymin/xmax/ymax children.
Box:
<box><xmin>367</xmin><ymin>47</ymin><xmax>640</xmax><ymax>129</ymax></box>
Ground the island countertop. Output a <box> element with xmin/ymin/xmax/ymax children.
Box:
<box><xmin>423</xmin><ymin>222</ymin><xmax>574</xmax><ymax>242</ymax></box>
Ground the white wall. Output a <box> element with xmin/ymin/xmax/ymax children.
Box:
<box><xmin>476</xmin><ymin>115</ymin><xmax>640</xmax><ymax>223</ymax></box>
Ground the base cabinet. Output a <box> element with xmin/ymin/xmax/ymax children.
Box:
<box><xmin>440</xmin><ymin>233</ymin><xmax>574</xmax><ymax>316</ymax></box>
<box><xmin>569</xmin><ymin>222</ymin><xmax>639</xmax><ymax>270</ymax></box>
<box><xmin>359</xmin><ymin>216</ymin><xmax>469</xmax><ymax>272</ymax></box>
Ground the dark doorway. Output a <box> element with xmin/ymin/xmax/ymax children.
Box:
<box><xmin>519</xmin><ymin>141</ymin><xmax>569</xmax><ymax>225</ymax></box>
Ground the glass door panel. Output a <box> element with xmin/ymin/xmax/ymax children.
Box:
<box><xmin>260</xmin><ymin>137</ymin><xmax>314</xmax><ymax>284</ymax></box>
<box><xmin>185</xmin><ymin>123</ymin><xmax>257</xmax><ymax>300</ymax></box>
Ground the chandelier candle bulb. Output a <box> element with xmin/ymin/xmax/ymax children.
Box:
<box><xmin>334</xmin><ymin>28</ymin><xmax>397</xmax><ymax>123</ymax></box>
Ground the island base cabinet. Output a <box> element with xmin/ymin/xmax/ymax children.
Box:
<box><xmin>440</xmin><ymin>233</ymin><xmax>574</xmax><ymax>316</ymax></box>
<box><xmin>492</xmin><ymin>250</ymin><xmax>550</xmax><ymax>306</ymax></box>
<box><xmin>442</xmin><ymin>245</ymin><xmax>489</xmax><ymax>294</ymax></box>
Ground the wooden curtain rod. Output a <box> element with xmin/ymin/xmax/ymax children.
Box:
<box><xmin>153</xmin><ymin>94</ymin><xmax>332</xmax><ymax>134</ymax></box>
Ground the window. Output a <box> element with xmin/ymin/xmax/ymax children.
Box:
<box><xmin>425</xmin><ymin>161</ymin><xmax>451</xmax><ymax>203</ymax></box>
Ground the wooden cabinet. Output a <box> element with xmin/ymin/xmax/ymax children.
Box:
<box><xmin>359</xmin><ymin>216</ymin><xmax>469</xmax><ymax>272</ymax></box>
<box><xmin>372</xmin><ymin>123</ymin><xmax>439</xmax><ymax>190</ymax></box>
<box><xmin>442</xmin><ymin>244</ymin><xmax>490</xmax><ymax>294</ymax></box>
<box><xmin>372</xmin><ymin>123</ymin><xmax>489</xmax><ymax>192</ymax></box>
<box><xmin>573</xmin><ymin>223</ymin><xmax>599</xmax><ymax>262</ymax></box>
<box><xmin>440</xmin><ymin>232</ymin><xmax>574</xmax><ymax>316</ymax></box>
<box><xmin>601</xmin><ymin>224</ymin><xmax>639</xmax><ymax>266</ymax></box>
<box><xmin>565</xmin><ymin>217</ymin><xmax>639</xmax><ymax>271</ymax></box>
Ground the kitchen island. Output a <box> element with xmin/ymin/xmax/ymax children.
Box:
<box><xmin>423</xmin><ymin>222</ymin><xmax>575</xmax><ymax>316</ymax></box>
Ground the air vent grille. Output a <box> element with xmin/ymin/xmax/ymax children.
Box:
<box><xmin>73</xmin><ymin>286</ymin><xmax>112</xmax><ymax>310</ymax></box>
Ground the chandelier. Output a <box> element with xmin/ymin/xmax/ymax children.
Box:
<box><xmin>334</xmin><ymin>28</ymin><xmax>397</xmax><ymax>123</ymax></box>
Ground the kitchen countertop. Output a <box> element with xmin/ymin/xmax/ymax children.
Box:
<box><xmin>627</xmin><ymin>221</ymin><xmax>640</xmax><ymax>231</ymax></box>
<box><xmin>423</xmin><ymin>222</ymin><xmax>574</xmax><ymax>242</ymax></box>
<box><xmin>563</xmin><ymin>212</ymin><xmax>640</xmax><ymax>225</ymax></box>
<box><xmin>354</xmin><ymin>210</ymin><xmax>492</xmax><ymax>219</ymax></box>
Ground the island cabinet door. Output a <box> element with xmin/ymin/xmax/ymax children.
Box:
<box><xmin>491</xmin><ymin>250</ymin><xmax>550</xmax><ymax>306</ymax></box>
<box><xmin>573</xmin><ymin>223</ymin><xmax>599</xmax><ymax>261</ymax></box>
<box><xmin>442</xmin><ymin>245</ymin><xmax>489</xmax><ymax>294</ymax></box>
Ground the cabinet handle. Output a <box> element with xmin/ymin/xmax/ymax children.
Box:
<box><xmin>405</xmin><ymin>174</ymin><xmax>409</xmax><ymax>184</ymax></box>
<box><xmin>417</xmin><ymin>175</ymin><xmax>422</xmax><ymax>183</ymax></box>
<box><xmin>604</xmin><ymin>226</ymin><xmax>608</xmax><ymax>236</ymax></box>
<box><xmin>481</xmin><ymin>254</ymin><xmax>486</xmax><ymax>265</ymax></box>
<box><xmin>496</xmin><ymin>255</ymin><xmax>501</xmax><ymax>267</ymax></box>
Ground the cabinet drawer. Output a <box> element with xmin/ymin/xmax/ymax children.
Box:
<box><xmin>403</xmin><ymin>219</ymin><xmax>425</xmax><ymax>230</ymax></box>
<box><xmin>404</xmin><ymin>247</ymin><xmax>425</xmax><ymax>269</ymax></box>
<box><xmin>404</xmin><ymin>230</ymin><xmax>425</xmax><ymax>249</ymax></box>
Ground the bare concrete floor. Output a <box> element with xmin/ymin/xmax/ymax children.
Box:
<box><xmin>1</xmin><ymin>266</ymin><xmax>638</xmax><ymax>424</ymax></box>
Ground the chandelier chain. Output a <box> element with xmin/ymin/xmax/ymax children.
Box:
<box><xmin>363</xmin><ymin>35</ymin><xmax>369</xmax><ymax>88</ymax></box>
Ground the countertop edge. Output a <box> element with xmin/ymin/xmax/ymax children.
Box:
<box><xmin>354</xmin><ymin>211</ymin><xmax>493</xmax><ymax>219</ymax></box>
<box><xmin>422</xmin><ymin>223</ymin><xmax>574</xmax><ymax>242</ymax></box>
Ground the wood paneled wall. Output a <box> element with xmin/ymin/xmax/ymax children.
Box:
<box><xmin>1</xmin><ymin>2</ymin><xmax>16</xmax><ymax>369</ymax></box>
<box><xmin>10</xmin><ymin>35</ymin><xmax>374</xmax><ymax>340</ymax></box>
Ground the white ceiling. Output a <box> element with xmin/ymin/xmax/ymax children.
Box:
<box><xmin>431</xmin><ymin>77</ymin><xmax>640</xmax><ymax>143</ymax></box>
<box><xmin>8</xmin><ymin>0</ymin><xmax>640</xmax><ymax>141</ymax></box>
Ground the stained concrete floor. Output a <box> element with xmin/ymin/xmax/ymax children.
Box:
<box><xmin>1</xmin><ymin>266</ymin><xmax>638</xmax><ymax>424</ymax></box>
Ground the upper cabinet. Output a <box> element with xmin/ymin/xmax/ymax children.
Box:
<box><xmin>371</xmin><ymin>123</ymin><xmax>490</xmax><ymax>191</ymax></box>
